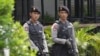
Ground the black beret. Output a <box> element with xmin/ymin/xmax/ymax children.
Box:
<box><xmin>58</xmin><ymin>6</ymin><xmax>69</xmax><ymax>14</ymax></box>
<box><xmin>30</xmin><ymin>6</ymin><xmax>41</xmax><ymax>14</ymax></box>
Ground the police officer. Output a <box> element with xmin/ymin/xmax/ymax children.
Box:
<box><xmin>23</xmin><ymin>6</ymin><xmax>49</xmax><ymax>56</ymax></box>
<box><xmin>51</xmin><ymin>6</ymin><xmax>78</xmax><ymax>56</ymax></box>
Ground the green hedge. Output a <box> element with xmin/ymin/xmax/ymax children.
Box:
<box><xmin>0</xmin><ymin>0</ymin><xmax>36</xmax><ymax>56</ymax></box>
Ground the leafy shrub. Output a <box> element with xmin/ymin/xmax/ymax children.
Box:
<box><xmin>44</xmin><ymin>26</ymin><xmax>53</xmax><ymax>47</ymax></box>
<box><xmin>73</xmin><ymin>22</ymin><xmax>100</xmax><ymax>56</ymax></box>
<box><xmin>0</xmin><ymin>0</ymin><xmax>36</xmax><ymax>56</ymax></box>
<box><xmin>9</xmin><ymin>22</ymin><xmax>36</xmax><ymax>56</ymax></box>
<box><xmin>0</xmin><ymin>0</ymin><xmax>14</xmax><ymax>25</ymax></box>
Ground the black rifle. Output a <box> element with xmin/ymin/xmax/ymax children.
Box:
<box><xmin>35</xmin><ymin>41</ymin><xmax>49</xmax><ymax>56</ymax></box>
<box><xmin>67</xmin><ymin>28</ymin><xmax>78</xmax><ymax>56</ymax></box>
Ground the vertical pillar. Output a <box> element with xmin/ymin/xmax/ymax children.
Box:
<box><xmin>27</xmin><ymin>0</ymin><xmax>34</xmax><ymax>19</ymax></box>
<box><xmin>92</xmin><ymin>0</ymin><xmax>96</xmax><ymax>22</ymax></box>
<box><xmin>63</xmin><ymin>0</ymin><xmax>66</xmax><ymax>6</ymax></box>
<box><xmin>80</xmin><ymin>0</ymin><xmax>84</xmax><ymax>18</ymax></box>
<box><xmin>41</xmin><ymin>0</ymin><xmax>44</xmax><ymax>25</ymax></box>
<box><xmin>55</xmin><ymin>0</ymin><xmax>58</xmax><ymax>20</ymax></box>
<box><xmin>74</xmin><ymin>0</ymin><xmax>80</xmax><ymax>18</ymax></box>
<box><xmin>67</xmin><ymin>0</ymin><xmax>71</xmax><ymax>21</ymax></box>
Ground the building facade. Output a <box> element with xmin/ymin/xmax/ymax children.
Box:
<box><xmin>14</xmin><ymin>0</ymin><xmax>100</xmax><ymax>25</ymax></box>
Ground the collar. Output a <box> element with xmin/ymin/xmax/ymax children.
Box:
<box><xmin>59</xmin><ymin>19</ymin><xmax>68</xmax><ymax>24</ymax></box>
<box><xmin>29</xmin><ymin>19</ymin><xmax>40</xmax><ymax>25</ymax></box>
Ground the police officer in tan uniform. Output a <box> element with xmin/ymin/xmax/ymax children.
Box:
<box><xmin>51</xmin><ymin>6</ymin><xmax>78</xmax><ymax>56</ymax></box>
<box><xmin>23</xmin><ymin>6</ymin><xmax>49</xmax><ymax>56</ymax></box>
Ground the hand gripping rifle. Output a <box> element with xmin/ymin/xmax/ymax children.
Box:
<box><xmin>35</xmin><ymin>41</ymin><xmax>49</xmax><ymax>56</ymax></box>
<box><xmin>67</xmin><ymin>28</ymin><xmax>78</xmax><ymax>56</ymax></box>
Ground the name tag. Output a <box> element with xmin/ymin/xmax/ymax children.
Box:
<box><xmin>68</xmin><ymin>26</ymin><xmax>72</xmax><ymax>28</ymax></box>
<box><xmin>39</xmin><ymin>30</ymin><xmax>42</xmax><ymax>33</ymax></box>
